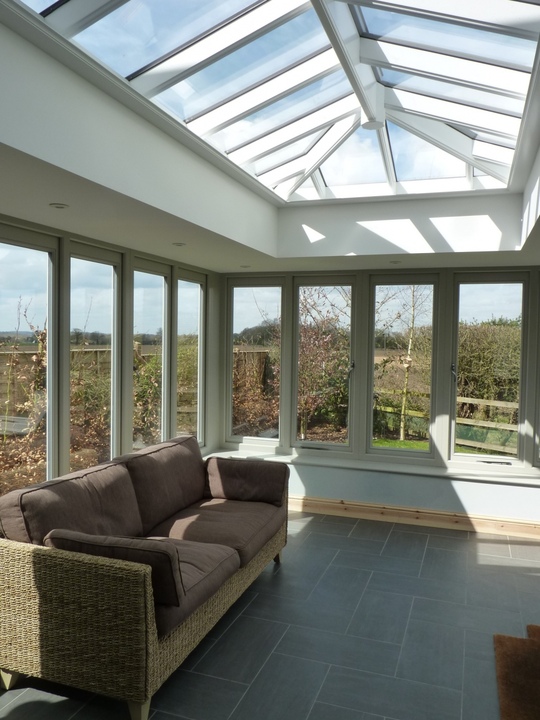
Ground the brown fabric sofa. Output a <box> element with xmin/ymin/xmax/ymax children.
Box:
<box><xmin>0</xmin><ymin>436</ymin><xmax>289</xmax><ymax>720</ymax></box>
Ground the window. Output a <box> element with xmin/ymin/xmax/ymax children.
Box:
<box><xmin>133</xmin><ymin>270</ymin><xmax>165</xmax><ymax>449</ymax></box>
<box><xmin>177</xmin><ymin>278</ymin><xmax>202</xmax><ymax>438</ymax></box>
<box><xmin>231</xmin><ymin>285</ymin><xmax>281</xmax><ymax>439</ymax></box>
<box><xmin>295</xmin><ymin>283</ymin><xmax>352</xmax><ymax>446</ymax></box>
<box><xmin>454</xmin><ymin>281</ymin><xmax>523</xmax><ymax>459</ymax></box>
<box><xmin>371</xmin><ymin>283</ymin><xmax>434</xmax><ymax>452</ymax></box>
<box><xmin>70</xmin><ymin>257</ymin><xmax>115</xmax><ymax>470</ymax></box>
<box><xmin>0</xmin><ymin>240</ymin><xmax>49</xmax><ymax>489</ymax></box>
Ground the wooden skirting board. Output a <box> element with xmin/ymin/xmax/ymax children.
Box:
<box><xmin>288</xmin><ymin>495</ymin><xmax>540</xmax><ymax>540</ymax></box>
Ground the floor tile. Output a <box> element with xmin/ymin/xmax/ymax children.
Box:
<box><xmin>229</xmin><ymin>653</ymin><xmax>329</xmax><ymax>720</ymax></box>
<box><xmin>350</xmin><ymin>519</ymin><xmax>393</xmax><ymax>543</ymax></box>
<box><xmin>333</xmin><ymin>549</ymin><xmax>421</xmax><ymax>577</ymax></box>
<box><xmin>193</xmin><ymin>616</ymin><xmax>287</xmax><ymax>683</ymax></box>
<box><xmin>151</xmin><ymin>669</ymin><xmax>247</xmax><ymax>720</ymax></box>
<box><xmin>382</xmin><ymin>530</ymin><xmax>428</xmax><ymax>561</ymax></box>
<box><xmin>347</xmin><ymin>589</ymin><xmax>413</xmax><ymax>644</ymax></box>
<box><xmin>368</xmin><ymin>570</ymin><xmax>467</xmax><ymax>604</ymax></box>
<box><xmin>308</xmin><ymin>702</ymin><xmax>385</xmax><ymax>720</ymax></box>
<box><xmin>420</xmin><ymin>546</ymin><xmax>468</xmax><ymax>583</ymax></box>
<box><xmin>396</xmin><ymin>619</ymin><xmax>464</xmax><ymax>690</ymax></box>
<box><xmin>276</xmin><ymin>625</ymin><xmax>400</xmax><ymax>675</ymax></box>
<box><xmin>318</xmin><ymin>666</ymin><xmax>462</xmax><ymax>720</ymax></box>
<box><xmin>0</xmin><ymin>684</ymin><xmax>88</xmax><ymax>720</ymax></box>
<box><xmin>411</xmin><ymin>596</ymin><xmax>523</xmax><ymax>636</ymax></box>
<box><xmin>303</xmin><ymin>532</ymin><xmax>385</xmax><ymax>556</ymax></box>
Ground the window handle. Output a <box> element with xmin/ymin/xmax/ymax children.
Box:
<box><xmin>451</xmin><ymin>363</ymin><xmax>457</xmax><ymax>382</ymax></box>
<box><xmin>348</xmin><ymin>361</ymin><xmax>355</xmax><ymax>377</ymax></box>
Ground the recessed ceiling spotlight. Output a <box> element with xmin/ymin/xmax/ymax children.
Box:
<box><xmin>240</xmin><ymin>264</ymin><xmax>251</xmax><ymax>268</ymax></box>
<box><xmin>172</xmin><ymin>242</ymin><xmax>186</xmax><ymax>247</ymax></box>
<box><xmin>390</xmin><ymin>260</ymin><xmax>402</xmax><ymax>264</ymax></box>
<box><xmin>49</xmin><ymin>202</ymin><xmax>69</xmax><ymax>209</ymax></box>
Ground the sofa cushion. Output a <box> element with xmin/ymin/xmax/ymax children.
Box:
<box><xmin>0</xmin><ymin>462</ymin><xmax>142</xmax><ymax>544</ymax></box>
<box><xmin>116</xmin><ymin>436</ymin><xmax>206</xmax><ymax>535</ymax></box>
<box><xmin>205</xmin><ymin>457</ymin><xmax>288</xmax><ymax>506</ymax></box>
<box><xmin>153</xmin><ymin>538</ymin><xmax>240</xmax><ymax>637</ymax></box>
<box><xmin>44</xmin><ymin>530</ymin><xmax>185</xmax><ymax>606</ymax></box>
<box><xmin>148</xmin><ymin>498</ymin><xmax>287</xmax><ymax>567</ymax></box>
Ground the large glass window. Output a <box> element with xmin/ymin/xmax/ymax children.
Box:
<box><xmin>70</xmin><ymin>258</ymin><xmax>115</xmax><ymax>470</ymax></box>
<box><xmin>454</xmin><ymin>282</ymin><xmax>522</xmax><ymax>458</ymax></box>
<box><xmin>133</xmin><ymin>271</ymin><xmax>165</xmax><ymax>449</ymax></box>
<box><xmin>372</xmin><ymin>284</ymin><xmax>434</xmax><ymax>451</ymax></box>
<box><xmin>231</xmin><ymin>286</ymin><xmax>281</xmax><ymax>439</ymax></box>
<box><xmin>296</xmin><ymin>284</ymin><xmax>351</xmax><ymax>445</ymax></box>
<box><xmin>0</xmin><ymin>242</ymin><xmax>48</xmax><ymax>491</ymax></box>
<box><xmin>177</xmin><ymin>279</ymin><xmax>202</xmax><ymax>437</ymax></box>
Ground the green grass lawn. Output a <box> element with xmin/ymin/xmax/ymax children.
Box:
<box><xmin>372</xmin><ymin>438</ymin><xmax>429</xmax><ymax>451</ymax></box>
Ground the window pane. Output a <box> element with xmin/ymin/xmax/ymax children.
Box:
<box><xmin>0</xmin><ymin>242</ymin><xmax>48</xmax><ymax>492</ymax></box>
<box><xmin>388</xmin><ymin>122</ymin><xmax>466</xmax><ymax>181</ymax></box>
<box><xmin>296</xmin><ymin>285</ymin><xmax>351</xmax><ymax>444</ymax></box>
<box><xmin>73</xmin><ymin>0</ymin><xmax>257</xmax><ymax>77</ymax></box>
<box><xmin>232</xmin><ymin>287</ymin><xmax>281</xmax><ymax>438</ymax></box>
<box><xmin>455</xmin><ymin>283</ymin><xmax>522</xmax><ymax>458</ymax></box>
<box><xmin>70</xmin><ymin>258</ymin><xmax>114</xmax><ymax>470</ymax></box>
<box><xmin>320</xmin><ymin>127</ymin><xmax>387</xmax><ymax>185</ymax></box>
<box><xmin>133</xmin><ymin>271</ymin><xmax>164</xmax><ymax>449</ymax></box>
<box><xmin>372</xmin><ymin>284</ymin><xmax>433</xmax><ymax>451</ymax></box>
<box><xmin>177</xmin><ymin>280</ymin><xmax>201</xmax><ymax>437</ymax></box>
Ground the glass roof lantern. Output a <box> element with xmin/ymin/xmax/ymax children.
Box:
<box><xmin>16</xmin><ymin>0</ymin><xmax>540</xmax><ymax>203</ymax></box>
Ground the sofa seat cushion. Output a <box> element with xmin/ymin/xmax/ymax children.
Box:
<box><xmin>0</xmin><ymin>462</ymin><xmax>142</xmax><ymax>544</ymax></box>
<box><xmin>153</xmin><ymin>539</ymin><xmax>240</xmax><ymax>637</ymax></box>
<box><xmin>115</xmin><ymin>436</ymin><xmax>206</xmax><ymax>535</ymax></box>
<box><xmin>148</xmin><ymin>498</ymin><xmax>287</xmax><ymax>567</ymax></box>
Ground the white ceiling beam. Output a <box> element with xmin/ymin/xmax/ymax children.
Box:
<box><xmin>341</xmin><ymin>0</ymin><xmax>540</xmax><ymax>36</ymax></box>
<box><xmin>227</xmin><ymin>93</ymin><xmax>360</xmax><ymax>165</ymax></box>
<box><xmin>257</xmin><ymin>113</ymin><xmax>361</xmax><ymax>190</ymax></box>
<box><xmin>311</xmin><ymin>0</ymin><xmax>383</xmax><ymax>124</ymax></box>
<box><xmin>360</xmin><ymin>39</ymin><xmax>529</xmax><ymax>97</ymax></box>
<box><xmin>130</xmin><ymin>0</ymin><xmax>310</xmax><ymax>97</ymax></box>
<box><xmin>188</xmin><ymin>49</ymin><xmax>340</xmax><ymax>137</ymax></box>
<box><xmin>387</xmin><ymin>88</ymin><xmax>521</xmax><ymax>139</ymax></box>
<box><xmin>43</xmin><ymin>0</ymin><xmax>128</xmax><ymax>38</ymax></box>
<box><xmin>386</xmin><ymin>107</ymin><xmax>511</xmax><ymax>183</ymax></box>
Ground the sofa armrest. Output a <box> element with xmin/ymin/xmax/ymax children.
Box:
<box><xmin>204</xmin><ymin>457</ymin><xmax>289</xmax><ymax>506</ymax></box>
<box><xmin>0</xmin><ymin>537</ymin><xmax>156</xmax><ymax>703</ymax></box>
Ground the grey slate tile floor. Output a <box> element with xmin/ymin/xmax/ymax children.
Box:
<box><xmin>2</xmin><ymin>511</ymin><xmax>540</xmax><ymax>720</ymax></box>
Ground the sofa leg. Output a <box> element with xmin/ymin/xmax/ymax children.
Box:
<box><xmin>0</xmin><ymin>669</ymin><xmax>20</xmax><ymax>691</ymax></box>
<box><xmin>127</xmin><ymin>699</ymin><xmax>151</xmax><ymax>720</ymax></box>
<box><xmin>273</xmin><ymin>552</ymin><xmax>282</xmax><ymax>563</ymax></box>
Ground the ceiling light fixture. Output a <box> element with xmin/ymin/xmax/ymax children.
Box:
<box><xmin>49</xmin><ymin>202</ymin><xmax>69</xmax><ymax>209</ymax></box>
<box><xmin>172</xmin><ymin>242</ymin><xmax>186</xmax><ymax>246</ymax></box>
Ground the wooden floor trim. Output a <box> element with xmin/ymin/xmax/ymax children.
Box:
<box><xmin>288</xmin><ymin>495</ymin><xmax>540</xmax><ymax>539</ymax></box>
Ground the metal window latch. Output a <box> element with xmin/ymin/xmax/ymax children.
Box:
<box><xmin>451</xmin><ymin>363</ymin><xmax>457</xmax><ymax>382</ymax></box>
<box><xmin>348</xmin><ymin>361</ymin><xmax>355</xmax><ymax>376</ymax></box>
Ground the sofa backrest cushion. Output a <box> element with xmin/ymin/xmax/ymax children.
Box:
<box><xmin>0</xmin><ymin>462</ymin><xmax>142</xmax><ymax>545</ymax></box>
<box><xmin>117</xmin><ymin>436</ymin><xmax>206</xmax><ymax>535</ymax></box>
<box><xmin>44</xmin><ymin>530</ymin><xmax>185</xmax><ymax>605</ymax></box>
<box><xmin>205</xmin><ymin>457</ymin><xmax>289</xmax><ymax>507</ymax></box>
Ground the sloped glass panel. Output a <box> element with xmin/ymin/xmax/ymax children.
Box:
<box><xmin>388</xmin><ymin>122</ymin><xmax>466</xmax><ymax>180</ymax></box>
<box><xmin>449</xmin><ymin>124</ymin><xmax>517</xmax><ymax>149</ymax></box>
<box><xmin>20</xmin><ymin>0</ymin><xmax>54</xmax><ymax>12</ymax></box>
<box><xmin>320</xmin><ymin>127</ymin><xmax>387</xmax><ymax>185</ymax></box>
<box><xmin>380</xmin><ymin>69</ymin><xmax>524</xmax><ymax>117</ymax></box>
<box><xmin>73</xmin><ymin>0</ymin><xmax>259</xmax><ymax>77</ymax></box>
<box><xmin>252</xmin><ymin>132</ymin><xmax>322</xmax><ymax>176</ymax></box>
<box><xmin>155</xmin><ymin>9</ymin><xmax>328</xmax><ymax>122</ymax></box>
<box><xmin>355</xmin><ymin>6</ymin><xmax>536</xmax><ymax>70</ymax></box>
<box><xmin>208</xmin><ymin>70</ymin><xmax>352</xmax><ymax>153</ymax></box>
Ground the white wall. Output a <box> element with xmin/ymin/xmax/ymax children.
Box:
<box><xmin>0</xmin><ymin>22</ymin><xmax>278</xmax><ymax>255</ymax></box>
<box><xmin>523</xmin><ymin>144</ymin><xmax>540</xmax><ymax>246</ymax></box>
<box><xmin>278</xmin><ymin>194</ymin><xmax>523</xmax><ymax>259</ymax></box>
<box><xmin>288</xmin><ymin>463</ymin><xmax>540</xmax><ymax>524</ymax></box>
